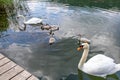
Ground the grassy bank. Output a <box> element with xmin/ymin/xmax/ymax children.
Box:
<box><xmin>0</xmin><ymin>0</ymin><xmax>13</xmax><ymax>32</ymax></box>
<box><xmin>0</xmin><ymin>14</ymin><xmax>8</xmax><ymax>32</ymax></box>
<box><xmin>0</xmin><ymin>0</ymin><xmax>14</xmax><ymax>13</ymax></box>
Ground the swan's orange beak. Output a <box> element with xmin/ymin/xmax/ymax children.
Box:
<box><xmin>77</xmin><ymin>45</ymin><xmax>83</xmax><ymax>51</ymax></box>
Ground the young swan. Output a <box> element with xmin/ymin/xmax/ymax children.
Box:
<box><xmin>49</xmin><ymin>33</ymin><xmax>55</xmax><ymax>45</ymax></box>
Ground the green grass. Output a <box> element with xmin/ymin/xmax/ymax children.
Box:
<box><xmin>0</xmin><ymin>0</ymin><xmax>13</xmax><ymax>32</ymax></box>
<box><xmin>0</xmin><ymin>0</ymin><xmax>14</xmax><ymax>13</ymax></box>
<box><xmin>0</xmin><ymin>0</ymin><xmax>13</xmax><ymax>6</ymax></box>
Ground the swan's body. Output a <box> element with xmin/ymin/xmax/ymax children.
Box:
<box><xmin>41</xmin><ymin>24</ymin><xmax>51</xmax><ymax>30</ymax></box>
<box><xmin>41</xmin><ymin>24</ymin><xmax>59</xmax><ymax>34</ymax></box>
<box><xmin>49</xmin><ymin>37</ymin><xmax>55</xmax><ymax>45</ymax></box>
<box><xmin>77</xmin><ymin>43</ymin><xmax>120</xmax><ymax>77</ymax></box>
<box><xmin>50</xmin><ymin>26</ymin><xmax>59</xmax><ymax>31</ymax></box>
<box><xmin>41</xmin><ymin>25</ymin><xmax>59</xmax><ymax>31</ymax></box>
<box><xmin>49</xmin><ymin>26</ymin><xmax>59</xmax><ymax>34</ymax></box>
<box><xmin>24</xmin><ymin>17</ymin><xmax>42</xmax><ymax>24</ymax></box>
<box><xmin>17</xmin><ymin>15</ymin><xmax>43</xmax><ymax>25</ymax></box>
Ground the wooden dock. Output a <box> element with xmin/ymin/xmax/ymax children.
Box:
<box><xmin>0</xmin><ymin>53</ymin><xmax>39</xmax><ymax>80</ymax></box>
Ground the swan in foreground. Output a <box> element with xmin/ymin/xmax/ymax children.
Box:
<box><xmin>77</xmin><ymin>43</ymin><xmax>120</xmax><ymax>78</ymax></box>
<box><xmin>17</xmin><ymin>15</ymin><xmax>43</xmax><ymax>24</ymax></box>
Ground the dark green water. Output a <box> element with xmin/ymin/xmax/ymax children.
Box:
<box><xmin>0</xmin><ymin>0</ymin><xmax>120</xmax><ymax>80</ymax></box>
<box><xmin>56</xmin><ymin>0</ymin><xmax>120</xmax><ymax>9</ymax></box>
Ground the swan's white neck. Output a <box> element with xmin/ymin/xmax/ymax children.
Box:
<box><xmin>19</xmin><ymin>15</ymin><xmax>26</xmax><ymax>22</ymax></box>
<box><xmin>78</xmin><ymin>48</ymin><xmax>89</xmax><ymax>69</ymax></box>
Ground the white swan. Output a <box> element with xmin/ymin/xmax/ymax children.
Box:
<box><xmin>17</xmin><ymin>15</ymin><xmax>43</xmax><ymax>25</ymax></box>
<box><xmin>77</xmin><ymin>43</ymin><xmax>120</xmax><ymax>78</ymax></box>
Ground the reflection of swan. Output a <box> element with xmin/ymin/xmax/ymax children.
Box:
<box><xmin>17</xmin><ymin>15</ymin><xmax>43</xmax><ymax>25</ymax></box>
<box><xmin>77</xmin><ymin>43</ymin><xmax>120</xmax><ymax>78</ymax></box>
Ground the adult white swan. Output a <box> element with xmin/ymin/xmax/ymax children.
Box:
<box><xmin>17</xmin><ymin>15</ymin><xmax>43</xmax><ymax>31</ymax></box>
<box><xmin>77</xmin><ymin>43</ymin><xmax>120</xmax><ymax>78</ymax></box>
<box><xmin>17</xmin><ymin>15</ymin><xmax>43</xmax><ymax>25</ymax></box>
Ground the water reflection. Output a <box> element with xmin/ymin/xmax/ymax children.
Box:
<box><xmin>0</xmin><ymin>0</ymin><xmax>120</xmax><ymax>80</ymax></box>
<box><xmin>55</xmin><ymin>0</ymin><xmax>120</xmax><ymax>9</ymax></box>
<box><xmin>78</xmin><ymin>70</ymin><xmax>120</xmax><ymax>80</ymax></box>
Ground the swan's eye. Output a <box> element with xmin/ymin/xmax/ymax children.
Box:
<box><xmin>16</xmin><ymin>16</ymin><xmax>19</xmax><ymax>19</ymax></box>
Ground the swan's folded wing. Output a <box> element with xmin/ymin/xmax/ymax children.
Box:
<box><xmin>83</xmin><ymin>54</ymin><xmax>115</xmax><ymax>77</ymax></box>
<box><xmin>24</xmin><ymin>18</ymin><xmax>42</xmax><ymax>24</ymax></box>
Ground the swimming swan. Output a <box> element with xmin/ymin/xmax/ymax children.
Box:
<box><xmin>49</xmin><ymin>37</ymin><xmax>56</xmax><ymax>45</ymax></box>
<box><xmin>17</xmin><ymin>15</ymin><xmax>43</xmax><ymax>25</ymax></box>
<box><xmin>77</xmin><ymin>43</ymin><xmax>120</xmax><ymax>78</ymax></box>
<box><xmin>49</xmin><ymin>33</ymin><xmax>56</xmax><ymax>45</ymax></box>
<box><xmin>41</xmin><ymin>24</ymin><xmax>59</xmax><ymax>34</ymax></box>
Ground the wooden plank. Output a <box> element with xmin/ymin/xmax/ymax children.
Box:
<box><xmin>0</xmin><ymin>65</ymin><xmax>24</xmax><ymax>80</ymax></box>
<box><xmin>0</xmin><ymin>53</ymin><xmax>39</xmax><ymax>80</ymax></box>
<box><xmin>27</xmin><ymin>75</ymin><xmax>39</xmax><ymax>80</ymax></box>
<box><xmin>0</xmin><ymin>54</ymin><xmax>5</xmax><ymax>59</ymax></box>
<box><xmin>11</xmin><ymin>70</ymin><xmax>32</xmax><ymax>80</ymax></box>
<box><xmin>0</xmin><ymin>61</ymin><xmax>16</xmax><ymax>75</ymax></box>
<box><xmin>0</xmin><ymin>57</ymin><xmax>10</xmax><ymax>67</ymax></box>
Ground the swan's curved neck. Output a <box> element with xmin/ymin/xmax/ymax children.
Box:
<box><xmin>19</xmin><ymin>15</ymin><xmax>26</xmax><ymax>22</ymax></box>
<box><xmin>78</xmin><ymin>48</ymin><xmax>89</xmax><ymax>69</ymax></box>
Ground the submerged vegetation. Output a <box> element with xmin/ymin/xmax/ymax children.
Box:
<box><xmin>56</xmin><ymin>0</ymin><xmax>120</xmax><ymax>9</ymax></box>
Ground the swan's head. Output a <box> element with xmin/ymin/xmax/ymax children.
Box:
<box><xmin>77</xmin><ymin>43</ymin><xmax>89</xmax><ymax>51</ymax></box>
<box><xmin>16</xmin><ymin>15</ymin><xmax>24</xmax><ymax>19</ymax></box>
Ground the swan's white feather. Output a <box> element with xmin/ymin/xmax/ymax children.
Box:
<box><xmin>78</xmin><ymin>43</ymin><xmax>120</xmax><ymax>77</ymax></box>
<box><xmin>24</xmin><ymin>18</ymin><xmax>42</xmax><ymax>24</ymax></box>
<box><xmin>81</xmin><ymin>54</ymin><xmax>115</xmax><ymax>77</ymax></box>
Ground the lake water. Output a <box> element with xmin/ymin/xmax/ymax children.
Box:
<box><xmin>0</xmin><ymin>0</ymin><xmax>120</xmax><ymax>80</ymax></box>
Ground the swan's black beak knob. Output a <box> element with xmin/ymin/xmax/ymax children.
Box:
<box><xmin>77</xmin><ymin>45</ymin><xmax>83</xmax><ymax>51</ymax></box>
